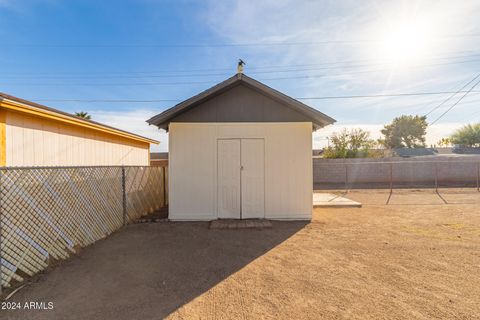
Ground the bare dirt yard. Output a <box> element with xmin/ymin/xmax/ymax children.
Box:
<box><xmin>3</xmin><ymin>189</ymin><xmax>480</xmax><ymax>320</ymax></box>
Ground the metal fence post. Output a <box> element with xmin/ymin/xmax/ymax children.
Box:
<box><xmin>477</xmin><ymin>162</ymin><xmax>479</xmax><ymax>192</ymax></box>
<box><xmin>162</xmin><ymin>166</ymin><xmax>167</xmax><ymax>207</ymax></box>
<box><xmin>434</xmin><ymin>162</ymin><xmax>438</xmax><ymax>192</ymax></box>
<box><xmin>389</xmin><ymin>163</ymin><xmax>393</xmax><ymax>193</ymax></box>
<box><xmin>344</xmin><ymin>163</ymin><xmax>348</xmax><ymax>192</ymax></box>
<box><xmin>122</xmin><ymin>166</ymin><xmax>127</xmax><ymax>226</ymax></box>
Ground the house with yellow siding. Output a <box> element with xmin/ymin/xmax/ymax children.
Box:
<box><xmin>0</xmin><ymin>92</ymin><xmax>158</xmax><ymax>167</ymax></box>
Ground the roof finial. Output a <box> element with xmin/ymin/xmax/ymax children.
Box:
<box><xmin>237</xmin><ymin>59</ymin><xmax>246</xmax><ymax>74</ymax></box>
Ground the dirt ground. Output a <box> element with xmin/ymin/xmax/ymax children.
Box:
<box><xmin>3</xmin><ymin>189</ymin><xmax>480</xmax><ymax>320</ymax></box>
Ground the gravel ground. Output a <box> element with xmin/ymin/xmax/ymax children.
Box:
<box><xmin>3</xmin><ymin>189</ymin><xmax>480</xmax><ymax>320</ymax></box>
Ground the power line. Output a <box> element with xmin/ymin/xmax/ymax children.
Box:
<box><xmin>29</xmin><ymin>90</ymin><xmax>480</xmax><ymax>103</ymax></box>
<box><xmin>429</xmin><ymin>77</ymin><xmax>480</xmax><ymax>125</ymax></box>
<box><xmin>296</xmin><ymin>91</ymin><xmax>480</xmax><ymax>100</ymax></box>
<box><xmin>0</xmin><ymin>65</ymin><xmax>477</xmax><ymax>86</ymax></box>
<box><xmin>3</xmin><ymin>52</ymin><xmax>480</xmax><ymax>78</ymax></box>
<box><xmin>2</xmin><ymin>51</ymin><xmax>479</xmax><ymax>77</ymax></box>
<box><xmin>3</xmin><ymin>40</ymin><xmax>376</xmax><ymax>48</ymax></box>
<box><xmin>2</xmin><ymin>80</ymin><xmax>215</xmax><ymax>86</ymax></box>
<box><xmin>2</xmin><ymin>54</ymin><xmax>480</xmax><ymax>86</ymax></box>
<box><xmin>424</xmin><ymin>73</ymin><xmax>480</xmax><ymax>116</ymax></box>
<box><xmin>4</xmin><ymin>33</ymin><xmax>480</xmax><ymax>48</ymax></box>
<box><xmin>2</xmin><ymin>57</ymin><xmax>480</xmax><ymax>80</ymax></box>
<box><xmin>5</xmin><ymin>66</ymin><xmax>480</xmax><ymax>86</ymax></box>
<box><xmin>32</xmin><ymin>99</ymin><xmax>181</xmax><ymax>103</ymax></box>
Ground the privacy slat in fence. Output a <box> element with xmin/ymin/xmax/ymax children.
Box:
<box><xmin>0</xmin><ymin>166</ymin><xmax>168</xmax><ymax>291</ymax></box>
<box><xmin>314</xmin><ymin>158</ymin><xmax>480</xmax><ymax>189</ymax></box>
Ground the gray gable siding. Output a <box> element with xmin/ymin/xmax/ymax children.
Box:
<box><xmin>147</xmin><ymin>74</ymin><xmax>336</xmax><ymax>131</ymax></box>
<box><xmin>170</xmin><ymin>84</ymin><xmax>314</xmax><ymax>124</ymax></box>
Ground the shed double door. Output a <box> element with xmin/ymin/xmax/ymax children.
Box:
<box><xmin>217</xmin><ymin>139</ymin><xmax>265</xmax><ymax>219</ymax></box>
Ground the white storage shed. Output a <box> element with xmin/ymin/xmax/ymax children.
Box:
<box><xmin>147</xmin><ymin>73</ymin><xmax>335</xmax><ymax>220</ymax></box>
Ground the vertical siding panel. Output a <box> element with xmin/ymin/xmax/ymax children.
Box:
<box><xmin>10</xmin><ymin>113</ymin><xmax>24</xmax><ymax>166</ymax></box>
<box><xmin>4</xmin><ymin>111</ymin><xmax>11</xmax><ymax>166</ymax></box>
<box><xmin>32</xmin><ymin>119</ymin><xmax>44</xmax><ymax>166</ymax></box>
<box><xmin>125</xmin><ymin>143</ymin><xmax>129</xmax><ymax>165</ymax></box>
<box><xmin>91</xmin><ymin>131</ymin><xmax>97</xmax><ymax>165</ymax></box>
<box><xmin>2</xmin><ymin>111</ymin><xmax>151</xmax><ymax>166</ymax></box>
<box><xmin>64</xmin><ymin>125</ymin><xmax>71</xmax><ymax>165</ymax></box>
<box><xmin>82</xmin><ymin>128</ymin><xmax>88</xmax><ymax>165</ymax></box>
<box><xmin>58</xmin><ymin>124</ymin><xmax>67</xmax><ymax>166</ymax></box>
<box><xmin>100</xmin><ymin>133</ymin><xmax>105</xmax><ymax>165</ymax></box>
<box><xmin>79</xmin><ymin>128</ymin><xmax>85</xmax><ymax>166</ymax></box>
<box><xmin>53</xmin><ymin>122</ymin><xmax>60</xmax><ymax>165</ymax></box>
<box><xmin>43</xmin><ymin>121</ymin><xmax>55</xmax><ymax>165</ymax></box>
<box><xmin>97</xmin><ymin>136</ymin><xmax>101</xmax><ymax>165</ymax></box>
<box><xmin>0</xmin><ymin>110</ymin><xmax>5</xmax><ymax>166</ymax></box>
<box><xmin>113</xmin><ymin>140</ymin><xmax>118</xmax><ymax>165</ymax></box>
<box><xmin>70</xmin><ymin>127</ymin><xmax>75</xmax><ymax>165</ymax></box>
<box><xmin>67</xmin><ymin>125</ymin><xmax>74</xmax><ymax>165</ymax></box>
<box><xmin>23</xmin><ymin>117</ymin><xmax>35</xmax><ymax>166</ymax></box>
<box><xmin>62</xmin><ymin>124</ymin><xmax>69</xmax><ymax>165</ymax></box>
<box><xmin>103</xmin><ymin>134</ymin><xmax>108</xmax><ymax>165</ymax></box>
<box><xmin>86</xmin><ymin>130</ymin><xmax>94</xmax><ymax>166</ymax></box>
<box><xmin>74</xmin><ymin>128</ymin><xmax>79</xmax><ymax>166</ymax></box>
<box><xmin>73</xmin><ymin>127</ymin><xmax>79</xmax><ymax>166</ymax></box>
<box><xmin>116</xmin><ymin>141</ymin><xmax>122</xmax><ymax>165</ymax></box>
<box><xmin>102</xmin><ymin>133</ymin><xmax>108</xmax><ymax>165</ymax></box>
<box><xmin>123</xmin><ymin>142</ymin><xmax>127</xmax><ymax>165</ymax></box>
<box><xmin>107</xmin><ymin>136</ymin><xmax>113</xmax><ymax>165</ymax></box>
<box><xmin>92</xmin><ymin>132</ymin><xmax>98</xmax><ymax>165</ymax></box>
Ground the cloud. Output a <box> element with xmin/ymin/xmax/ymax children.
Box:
<box><xmin>29</xmin><ymin>1</ymin><xmax>477</xmax><ymax>154</ymax></box>
<box><xmin>88</xmin><ymin>109</ymin><xmax>168</xmax><ymax>152</ymax></box>
<box><xmin>69</xmin><ymin>1</ymin><xmax>480</xmax><ymax>154</ymax></box>
<box><xmin>201</xmin><ymin>0</ymin><xmax>480</xmax><ymax>128</ymax></box>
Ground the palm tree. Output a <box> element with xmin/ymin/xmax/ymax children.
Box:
<box><xmin>75</xmin><ymin>111</ymin><xmax>91</xmax><ymax>120</ymax></box>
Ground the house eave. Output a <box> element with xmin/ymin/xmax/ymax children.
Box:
<box><xmin>0</xmin><ymin>95</ymin><xmax>159</xmax><ymax>145</ymax></box>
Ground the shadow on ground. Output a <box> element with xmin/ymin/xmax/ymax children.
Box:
<box><xmin>4</xmin><ymin>221</ymin><xmax>307</xmax><ymax>320</ymax></box>
<box><xmin>319</xmin><ymin>188</ymin><xmax>480</xmax><ymax>206</ymax></box>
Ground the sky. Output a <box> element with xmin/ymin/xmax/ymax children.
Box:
<box><xmin>0</xmin><ymin>0</ymin><xmax>479</xmax><ymax>151</ymax></box>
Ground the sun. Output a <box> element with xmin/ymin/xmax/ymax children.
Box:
<box><xmin>376</xmin><ymin>19</ymin><xmax>434</xmax><ymax>66</ymax></box>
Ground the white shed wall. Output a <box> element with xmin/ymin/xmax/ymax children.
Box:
<box><xmin>169</xmin><ymin>122</ymin><xmax>313</xmax><ymax>220</ymax></box>
<box><xmin>5</xmin><ymin>111</ymin><xmax>150</xmax><ymax>166</ymax></box>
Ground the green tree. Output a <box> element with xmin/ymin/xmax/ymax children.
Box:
<box><xmin>323</xmin><ymin>128</ymin><xmax>378</xmax><ymax>158</ymax></box>
<box><xmin>380</xmin><ymin>115</ymin><xmax>427</xmax><ymax>148</ymax></box>
<box><xmin>75</xmin><ymin>111</ymin><xmax>91</xmax><ymax>120</ymax></box>
<box><xmin>449</xmin><ymin>123</ymin><xmax>480</xmax><ymax>147</ymax></box>
<box><xmin>436</xmin><ymin>137</ymin><xmax>451</xmax><ymax>147</ymax></box>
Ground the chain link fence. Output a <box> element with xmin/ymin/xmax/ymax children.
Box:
<box><xmin>0</xmin><ymin>165</ymin><xmax>168</xmax><ymax>292</ymax></box>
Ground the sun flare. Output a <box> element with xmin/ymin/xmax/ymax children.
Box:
<box><xmin>376</xmin><ymin>19</ymin><xmax>434</xmax><ymax>66</ymax></box>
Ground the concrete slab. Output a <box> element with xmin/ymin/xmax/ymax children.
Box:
<box><xmin>313</xmin><ymin>193</ymin><xmax>362</xmax><ymax>208</ymax></box>
<box><xmin>210</xmin><ymin>219</ymin><xmax>273</xmax><ymax>229</ymax></box>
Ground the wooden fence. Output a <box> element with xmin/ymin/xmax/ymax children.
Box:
<box><xmin>0</xmin><ymin>166</ymin><xmax>168</xmax><ymax>293</ymax></box>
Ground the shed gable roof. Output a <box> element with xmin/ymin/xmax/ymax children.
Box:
<box><xmin>147</xmin><ymin>74</ymin><xmax>336</xmax><ymax>131</ymax></box>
